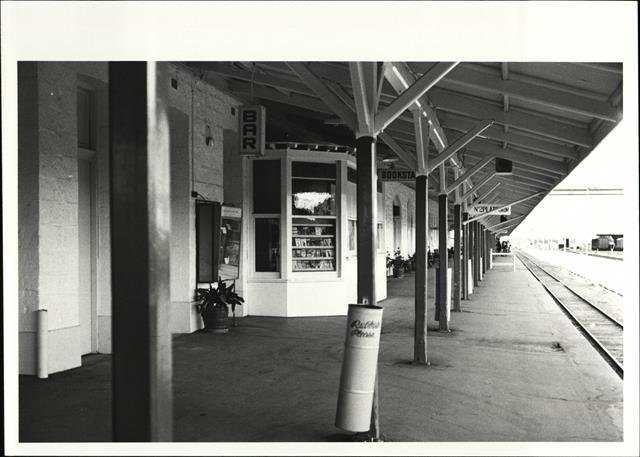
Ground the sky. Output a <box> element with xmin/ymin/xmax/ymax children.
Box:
<box><xmin>510</xmin><ymin>118</ymin><xmax>634</xmax><ymax>242</ymax></box>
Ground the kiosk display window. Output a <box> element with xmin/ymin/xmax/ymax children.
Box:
<box><xmin>292</xmin><ymin>217</ymin><xmax>336</xmax><ymax>271</ymax></box>
<box><xmin>291</xmin><ymin>161</ymin><xmax>337</xmax><ymax>272</ymax></box>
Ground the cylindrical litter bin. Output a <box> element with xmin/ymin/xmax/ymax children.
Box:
<box><xmin>335</xmin><ymin>303</ymin><xmax>383</xmax><ymax>432</ymax></box>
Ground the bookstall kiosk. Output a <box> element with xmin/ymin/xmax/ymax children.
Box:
<box><xmin>241</xmin><ymin>143</ymin><xmax>387</xmax><ymax>317</ymax></box>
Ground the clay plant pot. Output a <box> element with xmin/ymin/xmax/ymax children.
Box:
<box><xmin>202</xmin><ymin>305</ymin><xmax>229</xmax><ymax>333</ymax></box>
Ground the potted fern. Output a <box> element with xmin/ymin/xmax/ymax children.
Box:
<box><xmin>196</xmin><ymin>280</ymin><xmax>244</xmax><ymax>333</ymax></box>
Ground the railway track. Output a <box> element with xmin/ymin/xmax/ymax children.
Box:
<box><xmin>516</xmin><ymin>250</ymin><xmax>623</xmax><ymax>379</ymax></box>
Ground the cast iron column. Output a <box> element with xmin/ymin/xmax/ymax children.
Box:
<box><xmin>473</xmin><ymin>221</ymin><xmax>480</xmax><ymax>287</ymax></box>
<box><xmin>356</xmin><ymin>136</ymin><xmax>377</xmax><ymax>305</ymax></box>
<box><xmin>438</xmin><ymin>194</ymin><xmax>449</xmax><ymax>330</ymax></box>
<box><xmin>462</xmin><ymin>212</ymin><xmax>469</xmax><ymax>300</ymax></box>
<box><xmin>452</xmin><ymin>204</ymin><xmax>462</xmax><ymax>311</ymax></box>
<box><xmin>110</xmin><ymin>62</ymin><xmax>173</xmax><ymax>441</ymax></box>
<box><xmin>355</xmin><ymin>135</ymin><xmax>379</xmax><ymax>438</ymax></box>
<box><xmin>414</xmin><ymin>174</ymin><xmax>428</xmax><ymax>363</ymax></box>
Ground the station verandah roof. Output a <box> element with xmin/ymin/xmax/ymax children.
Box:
<box><xmin>183</xmin><ymin>61</ymin><xmax>623</xmax><ymax>235</ymax></box>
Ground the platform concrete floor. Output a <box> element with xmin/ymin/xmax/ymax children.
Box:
<box><xmin>19</xmin><ymin>259</ymin><xmax>623</xmax><ymax>442</ymax></box>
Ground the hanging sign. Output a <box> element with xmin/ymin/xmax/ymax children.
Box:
<box><xmin>378</xmin><ymin>169</ymin><xmax>415</xmax><ymax>181</ymax></box>
<box><xmin>238</xmin><ymin>105</ymin><xmax>266</xmax><ymax>156</ymax></box>
<box><xmin>468</xmin><ymin>204</ymin><xmax>511</xmax><ymax>216</ymax></box>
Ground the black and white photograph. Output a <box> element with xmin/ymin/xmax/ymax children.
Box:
<box><xmin>2</xmin><ymin>2</ymin><xmax>638</xmax><ymax>456</ymax></box>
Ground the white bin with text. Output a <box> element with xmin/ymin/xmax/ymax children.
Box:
<box><xmin>335</xmin><ymin>303</ymin><xmax>384</xmax><ymax>432</ymax></box>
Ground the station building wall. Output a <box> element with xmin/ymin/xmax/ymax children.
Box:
<box><xmin>383</xmin><ymin>181</ymin><xmax>439</xmax><ymax>259</ymax></box>
<box><xmin>17</xmin><ymin>62</ymin><xmax>242</xmax><ymax>375</ymax></box>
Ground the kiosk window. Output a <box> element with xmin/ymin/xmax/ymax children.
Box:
<box><xmin>255</xmin><ymin>218</ymin><xmax>280</xmax><ymax>272</ymax></box>
<box><xmin>253</xmin><ymin>160</ymin><xmax>281</xmax><ymax>214</ymax></box>
<box><xmin>291</xmin><ymin>161</ymin><xmax>337</xmax><ymax>272</ymax></box>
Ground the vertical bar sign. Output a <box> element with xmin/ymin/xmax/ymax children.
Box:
<box><xmin>238</xmin><ymin>105</ymin><xmax>266</xmax><ymax>156</ymax></box>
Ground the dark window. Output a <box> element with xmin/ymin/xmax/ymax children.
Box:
<box><xmin>255</xmin><ymin>218</ymin><xmax>280</xmax><ymax>272</ymax></box>
<box><xmin>196</xmin><ymin>201</ymin><xmax>215</xmax><ymax>283</ymax></box>
<box><xmin>393</xmin><ymin>204</ymin><xmax>401</xmax><ymax>217</ymax></box>
<box><xmin>253</xmin><ymin>160</ymin><xmax>280</xmax><ymax>213</ymax></box>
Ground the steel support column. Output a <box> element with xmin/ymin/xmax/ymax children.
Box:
<box><xmin>452</xmin><ymin>204</ymin><xmax>462</xmax><ymax>311</ymax></box>
<box><xmin>462</xmin><ymin>212</ymin><xmax>469</xmax><ymax>300</ymax></box>
<box><xmin>438</xmin><ymin>194</ymin><xmax>449</xmax><ymax>330</ymax></box>
<box><xmin>356</xmin><ymin>137</ymin><xmax>377</xmax><ymax>305</ymax></box>
<box><xmin>355</xmin><ymin>135</ymin><xmax>379</xmax><ymax>438</ymax></box>
<box><xmin>481</xmin><ymin>226</ymin><xmax>486</xmax><ymax>275</ymax></box>
<box><xmin>473</xmin><ymin>222</ymin><xmax>480</xmax><ymax>286</ymax></box>
<box><xmin>110</xmin><ymin>61</ymin><xmax>173</xmax><ymax>441</ymax></box>
<box><xmin>414</xmin><ymin>174</ymin><xmax>428</xmax><ymax>363</ymax></box>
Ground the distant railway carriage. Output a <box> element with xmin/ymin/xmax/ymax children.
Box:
<box><xmin>615</xmin><ymin>237</ymin><xmax>623</xmax><ymax>251</ymax></box>
<box><xmin>597</xmin><ymin>235</ymin><xmax>615</xmax><ymax>251</ymax></box>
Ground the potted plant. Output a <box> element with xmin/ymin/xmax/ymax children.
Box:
<box><xmin>386</xmin><ymin>251</ymin><xmax>394</xmax><ymax>277</ymax></box>
<box><xmin>196</xmin><ymin>280</ymin><xmax>244</xmax><ymax>333</ymax></box>
<box><xmin>391</xmin><ymin>248</ymin><xmax>405</xmax><ymax>278</ymax></box>
<box><xmin>406</xmin><ymin>253</ymin><xmax>416</xmax><ymax>272</ymax></box>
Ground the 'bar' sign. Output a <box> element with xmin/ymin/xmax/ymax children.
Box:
<box><xmin>468</xmin><ymin>204</ymin><xmax>511</xmax><ymax>216</ymax></box>
<box><xmin>238</xmin><ymin>105</ymin><xmax>266</xmax><ymax>156</ymax></box>
<box><xmin>378</xmin><ymin>169</ymin><xmax>416</xmax><ymax>181</ymax></box>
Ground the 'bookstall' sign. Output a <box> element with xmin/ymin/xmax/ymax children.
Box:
<box><xmin>378</xmin><ymin>169</ymin><xmax>415</xmax><ymax>181</ymax></box>
<box><xmin>238</xmin><ymin>105</ymin><xmax>266</xmax><ymax>156</ymax></box>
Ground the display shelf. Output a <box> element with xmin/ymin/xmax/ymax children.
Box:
<box><xmin>292</xmin><ymin>257</ymin><xmax>335</xmax><ymax>261</ymax></box>
<box><xmin>292</xmin><ymin>217</ymin><xmax>336</xmax><ymax>272</ymax></box>
<box><xmin>292</xmin><ymin>235</ymin><xmax>333</xmax><ymax>238</ymax></box>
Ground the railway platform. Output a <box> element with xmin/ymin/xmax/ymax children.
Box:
<box><xmin>19</xmin><ymin>258</ymin><xmax>623</xmax><ymax>443</ymax></box>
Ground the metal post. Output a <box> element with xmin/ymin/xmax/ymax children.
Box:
<box><xmin>473</xmin><ymin>222</ymin><xmax>480</xmax><ymax>287</ymax></box>
<box><xmin>355</xmin><ymin>135</ymin><xmax>379</xmax><ymax>440</ymax></box>
<box><xmin>110</xmin><ymin>61</ymin><xmax>173</xmax><ymax>441</ymax></box>
<box><xmin>462</xmin><ymin>212</ymin><xmax>469</xmax><ymax>300</ymax></box>
<box><xmin>453</xmin><ymin>204</ymin><xmax>462</xmax><ymax>311</ymax></box>
<box><xmin>414</xmin><ymin>174</ymin><xmax>428</xmax><ymax>363</ymax></box>
<box><xmin>438</xmin><ymin>194</ymin><xmax>449</xmax><ymax>331</ymax></box>
<box><xmin>481</xmin><ymin>226</ymin><xmax>486</xmax><ymax>275</ymax></box>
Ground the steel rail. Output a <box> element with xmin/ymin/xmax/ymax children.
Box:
<box><xmin>516</xmin><ymin>250</ymin><xmax>623</xmax><ymax>379</ymax></box>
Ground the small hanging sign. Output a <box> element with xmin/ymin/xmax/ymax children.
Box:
<box><xmin>468</xmin><ymin>204</ymin><xmax>511</xmax><ymax>216</ymax></box>
<box><xmin>238</xmin><ymin>105</ymin><xmax>266</xmax><ymax>156</ymax></box>
<box><xmin>378</xmin><ymin>169</ymin><xmax>416</xmax><ymax>181</ymax></box>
